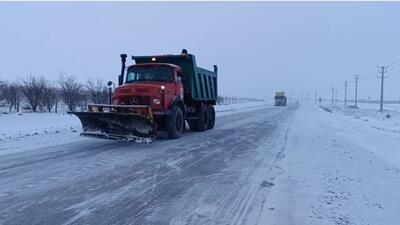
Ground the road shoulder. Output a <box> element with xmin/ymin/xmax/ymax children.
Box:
<box><xmin>259</xmin><ymin>105</ymin><xmax>400</xmax><ymax>225</ymax></box>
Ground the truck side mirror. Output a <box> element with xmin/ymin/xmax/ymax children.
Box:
<box><xmin>176</xmin><ymin>71</ymin><xmax>183</xmax><ymax>83</ymax></box>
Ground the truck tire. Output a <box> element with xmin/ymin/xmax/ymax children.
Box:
<box><xmin>207</xmin><ymin>105</ymin><xmax>215</xmax><ymax>129</ymax></box>
<box><xmin>166</xmin><ymin>106</ymin><xmax>184</xmax><ymax>139</ymax></box>
<box><xmin>188</xmin><ymin>120</ymin><xmax>199</xmax><ymax>131</ymax></box>
<box><xmin>189</xmin><ymin>104</ymin><xmax>209</xmax><ymax>132</ymax></box>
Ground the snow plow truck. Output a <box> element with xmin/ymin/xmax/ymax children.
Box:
<box><xmin>69</xmin><ymin>49</ymin><xmax>218</xmax><ymax>143</ymax></box>
<box><xmin>274</xmin><ymin>92</ymin><xmax>287</xmax><ymax>106</ymax></box>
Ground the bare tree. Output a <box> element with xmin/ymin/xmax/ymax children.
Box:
<box><xmin>81</xmin><ymin>89</ymin><xmax>89</xmax><ymax>110</ymax></box>
<box><xmin>86</xmin><ymin>79</ymin><xmax>109</xmax><ymax>104</ymax></box>
<box><xmin>2</xmin><ymin>82</ymin><xmax>21</xmax><ymax>112</ymax></box>
<box><xmin>58</xmin><ymin>73</ymin><xmax>83</xmax><ymax>112</ymax></box>
<box><xmin>20</xmin><ymin>75</ymin><xmax>46</xmax><ymax>112</ymax></box>
<box><xmin>0</xmin><ymin>80</ymin><xmax>5</xmax><ymax>102</ymax></box>
<box><xmin>41</xmin><ymin>83</ymin><xmax>58</xmax><ymax>112</ymax></box>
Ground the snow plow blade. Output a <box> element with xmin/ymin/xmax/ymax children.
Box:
<box><xmin>69</xmin><ymin>104</ymin><xmax>157</xmax><ymax>143</ymax></box>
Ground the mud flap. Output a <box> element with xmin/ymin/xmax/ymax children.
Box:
<box><xmin>69</xmin><ymin>112</ymin><xmax>157</xmax><ymax>143</ymax></box>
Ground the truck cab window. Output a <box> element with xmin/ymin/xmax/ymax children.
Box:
<box><xmin>126</xmin><ymin>66</ymin><xmax>174</xmax><ymax>83</ymax></box>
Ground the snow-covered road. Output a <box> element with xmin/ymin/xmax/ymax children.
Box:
<box><xmin>0</xmin><ymin>104</ymin><xmax>297</xmax><ymax>225</ymax></box>
<box><xmin>3</xmin><ymin>103</ymin><xmax>399</xmax><ymax>225</ymax></box>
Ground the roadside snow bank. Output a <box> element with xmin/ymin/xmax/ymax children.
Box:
<box><xmin>215</xmin><ymin>101</ymin><xmax>271</xmax><ymax>116</ymax></box>
<box><xmin>0</xmin><ymin>112</ymin><xmax>81</xmax><ymax>141</ymax></box>
<box><xmin>321</xmin><ymin>104</ymin><xmax>400</xmax><ymax>167</ymax></box>
<box><xmin>0</xmin><ymin>101</ymin><xmax>270</xmax><ymax>142</ymax></box>
<box><xmin>261</xmin><ymin>104</ymin><xmax>400</xmax><ymax>225</ymax></box>
<box><xmin>327</xmin><ymin>103</ymin><xmax>400</xmax><ymax>123</ymax></box>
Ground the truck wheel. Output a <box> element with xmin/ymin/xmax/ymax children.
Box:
<box><xmin>201</xmin><ymin>106</ymin><xmax>209</xmax><ymax>131</ymax></box>
<box><xmin>166</xmin><ymin>106</ymin><xmax>184</xmax><ymax>139</ymax></box>
<box><xmin>207</xmin><ymin>106</ymin><xmax>215</xmax><ymax>129</ymax></box>
<box><xmin>189</xmin><ymin>104</ymin><xmax>208</xmax><ymax>132</ymax></box>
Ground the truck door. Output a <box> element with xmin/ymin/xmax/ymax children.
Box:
<box><xmin>176</xmin><ymin>71</ymin><xmax>184</xmax><ymax>100</ymax></box>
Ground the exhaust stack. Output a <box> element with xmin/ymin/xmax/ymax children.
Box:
<box><xmin>119</xmin><ymin>54</ymin><xmax>127</xmax><ymax>86</ymax></box>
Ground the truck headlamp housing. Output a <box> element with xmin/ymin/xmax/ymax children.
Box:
<box><xmin>153</xmin><ymin>98</ymin><xmax>161</xmax><ymax>105</ymax></box>
<box><xmin>160</xmin><ymin>86</ymin><xmax>166</xmax><ymax>94</ymax></box>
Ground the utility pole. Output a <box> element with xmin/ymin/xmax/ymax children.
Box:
<box><xmin>335</xmin><ymin>89</ymin><xmax>338</xmax><ymax>105</ymax></box>
<box><xmin>55</xmin><ymin>89</ymin><xmax>58</xmax><ymax>113</ymax></box>
<box><xmin>377</xmin><ymin>66</ymin><xmax>388</xmax><ymax>112</ymax></box>
<box><xmin>314</xmin><ymin>91</ymin><xmax>317</xmax><ymax>104</ymax></box>
<box><xmin>354</xmin><ymin>75</ymin><xmax>360</xmax><ymax>107</ymax></box>
<box><xmin>331</xmin><ymin>87</ymin><xmax>334</xmax><ymax>105</ymax></box>
<box><xmin>344</xmin><ymin>81</ymin><xmax>348</xmax><ymax>106</ymax></box>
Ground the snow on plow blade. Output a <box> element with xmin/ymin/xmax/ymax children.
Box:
<box><xmin>69</xmin><ymin>104</ymin><xmax>157</xmax><ymax>143</ymax></box>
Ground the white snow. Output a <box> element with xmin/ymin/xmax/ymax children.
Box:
<box><xmin>0</xmin><ymin>112</ymin><xmax>81</xmax><ymax>141</ymax></box>
<box><xmin>324</xmin><ymin>103</ymin><xmax>400</xmax><ymax>167</ymax></box>
<box><xmin>215</xmin><ymin>101</ymin><xmax>271</xmax><ymax>116</ymax></box>
<box><xmin>259</xmin><ymin>103</ymin><xmax>400</xmax><ymax>225</ymax></box>
<box><xmin>0</xmin><ymin>101</ymin><xmax>270</xmax><ymax>142</ymax></box>
<box><xmin>0</xmin><ymin>101</ymin><xmax>271</xmax><ymax>156</ymax></box>
<box><xmin>3</xmin><ymin>101</ymin><xmax>399</xmax><ymax>225</ymax></box>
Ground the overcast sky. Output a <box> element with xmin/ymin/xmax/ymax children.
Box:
<box><xmin>1</xmin><ymin>2</ymin><xmax>400</xmax><ymax>100</ymax></box>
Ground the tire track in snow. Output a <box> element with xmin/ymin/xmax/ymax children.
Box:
<box><xmin>0</xmin><ymin>105</ymin><xmax>297</xmax><ymax>225</ymax></box>
<box><xmin>169</xmin><ymin>106</ymin><xmax>296</xmax><ymax>225</ymax></box>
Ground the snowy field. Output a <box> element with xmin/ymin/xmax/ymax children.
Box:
<box><xmin>322</xmin><ymin>103</ymin><xmax>400</xmax><ymax>167</ymax></box>
<box><xmin>353</xmin><ymin>102</ymin><xmax>400</xmax><ymax>111</ymax></box>
<box><xmin>263</xmin><ymin>103</ymin><xmax>400</xmax><ymax>225</ymax></box>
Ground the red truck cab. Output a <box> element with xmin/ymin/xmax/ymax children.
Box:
<box><xmin>113</xmin><ymin>63</ymin><xmax>184</xmax><ymax>115</ymax></box>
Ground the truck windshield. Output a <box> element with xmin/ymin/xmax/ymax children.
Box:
<box><xmin>126</xmin><ymin>66</ymin><xmax>173</xmax><ymax>83</ymax></box>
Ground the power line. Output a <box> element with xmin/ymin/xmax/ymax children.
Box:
<box><xmin>343</xmin><ymin>50</ymin><xmax>400</xmax><ymax>109</ymax></box>
<box><xmin>391</xmin><ymin>50</ymin><xmax>400</xmax><ymax>58</ymax></box>
<box><xmin>388</xmin><ymin>62</ymin><xmax>400</xmax><ymax>71</ymax></box>
<box><xmin>387</xmin><ymin>58</ymin><xmax>400</xmax><ymax>67</ymax></box>
<box><xmin>385</xmin><ymin>49</ymin><xmax>400</xmax><ymax>67</ymax></box>
<box><xmin>347</xmin><ymin>73</ymin><xmax>376</xmax><ymax>82</ymax></box>
<box><xmin>357</xmin><ymin>73</ymin><xmax>377</xmax><ymax>77</ymax></box>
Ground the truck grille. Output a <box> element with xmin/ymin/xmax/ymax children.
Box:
<box><xmin>130</xmin><ymin>96</ymin><xmax>151</xmax><ymax>105</ymax></box>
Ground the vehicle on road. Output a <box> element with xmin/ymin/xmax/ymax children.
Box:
<box><xmin>274</xmin><ymin>91</ymin><xmax>287</xmax><ymax>106</ymax></box>
<box><xmin>70</xmin><ymin>49</ymin><xmax>218</xmax><ymax>142</ymax></box>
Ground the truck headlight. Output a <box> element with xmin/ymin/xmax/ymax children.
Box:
<box><xmin>112</xmin><ymin>99</ymin><xmax>119</xmax><ymax>105</ymax></box>
<box><xmin>153</xmin><ymin>98</ymin><xmax>161</xmax><ymax>105</ymax></box>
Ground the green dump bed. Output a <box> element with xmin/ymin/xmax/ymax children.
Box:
<box><xmin>132</xmin><ymin>53</ymin><xmax>218</xmax><ymax>103</ymax></box>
